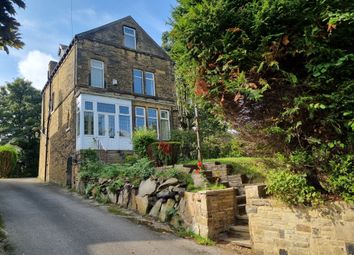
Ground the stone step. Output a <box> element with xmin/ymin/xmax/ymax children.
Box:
<box><xmin>229</xmin><ymin>225</ymin><xmax>249</xmax><ymax>233</ymax></box>
<box><xmin>237</xmin><ymin>204</ymin><xmax>247</xmax><ymax>215</ymax></box>
<box><xmin>228</xmin><ymin>230</ymin><xmax>250</xmax><ymax>240</ymax></box>
<box><xmin>235</xmin><ymin>215</ymin><xmax>249</xmax><ymax>225</ymax></box>
<box><xmin>235</xmin><ymin>187</ymin><xmax>245</xmax><ymax>196</ymax></box>
<box><xmin>235</xmin><ymin>195</ymin><xmax>246</xmax><ymax>204</ymax></box>
<box><xmin>226</xmin><ymin>238</ymin><xmax>252</xmax><ymax>249</ymax></box>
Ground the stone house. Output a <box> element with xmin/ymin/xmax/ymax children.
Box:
<box><xmin>38</xmin><ymin>16</ymin><xmax>177</xmax><ymax>186</ymax></box>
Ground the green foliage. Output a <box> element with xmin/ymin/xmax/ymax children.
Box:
<box><xmin>0</xmin><ymin>144</ymin><xmax>19</xmax><ymax>177</ymax></box>
<box><xmin>148</xmin><ymin>141</ymin><xmax>181</xmax><ymax>166</ymax></box>
<box><xmin>327</xmin><ymin>155</ymin><xmax>354</xmax><ymax>203</ymax></box>
<box><xmin>132</xmin><ymin>129</ymin><xmax>157</xmax><ymax>158</ymax></box>
<box><xmin>168</xmin><ymin>0</ymin><xmax>354</xmax><ymax>203</ymax></box>
<box><xmin>108</xmin><ymin>179</ymin><xmax>124</xmax><ymax>193</ymax></box>
<box><xmin>155</xmin><ymin>168</ymin><xmax>193</xmax><ymax>187</ymax></box>
<box><xmin>266</xmin><ymin>170</ymin><xmax>322</xmax><ymax>206</ymax></box>
<box><xmin>124</xmin><ymin>154</ymin><xmax>139</xmax><ymax>165</ymax></box>
<box><xmin>0</xmin><ymin>78</ymin><xmax>41</xmax><ymax>177</ymax></box>
<box><xmin>0</xmin><ymin>0</ymin><xmax>25</xmax><ymax>53</ymax></box>
<box><xmin>80</xmin><ymin>157</ymin><xmax>155</xmax><ymax>185</ymax></box>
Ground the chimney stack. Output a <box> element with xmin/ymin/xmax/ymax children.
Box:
<box><xmin>48</xmin><ymin>61</ymin><xmax>58</xmax><ymax>78</ymax></box>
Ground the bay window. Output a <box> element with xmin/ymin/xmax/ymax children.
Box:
<box><xmin>119</xmin><ymin>106</ymin><xmax>131</xmax><ymax>137</ymax></box>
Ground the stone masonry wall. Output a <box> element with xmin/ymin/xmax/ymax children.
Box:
<box><xmin>180</xmin><ymin>188</ymin><xmax>235</xmax><ymax>239</ymax></box>
<box><xmin>245</xmin><ymin>185</ymin><xmax>354</xmax><ymax>255</ymax></box>
<box><xmin>38</xmin><ymin>45</ymin><xmax>77</xmax><ymax>185</ymax></box>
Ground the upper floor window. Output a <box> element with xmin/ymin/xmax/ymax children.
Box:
<box><xmin>50</xmin><ymin>92</ymin><xmax>55</xmax><ymax>113</ymax></box>
<box><xmin>123</xmin><ymin>26</ymin><xmax>136</xmax><ymax>49</ymax></box>
<box><xmin>145</xmin><ymin>72</ymin><xmax>155</xmax><ymax>96</ymax></box>
<box><xmin>135</xmin><ymin>107</ymin><xmax>146</xmax><ymax>129</ymax></box>
<box><xmin>90</xmin><ymin>59</ymin><xmax>104</xmax><ymax>88</ymax></box>
<box><xmin>133</xmin><ymin>69</ymin><xmax>143</xmax><ymax>94</ymax></box>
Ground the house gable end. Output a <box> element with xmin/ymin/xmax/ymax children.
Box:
<box><xmin>76</xmin><ymin>16</ymin><xmax>170</xmax><ymax>60</ymax></box>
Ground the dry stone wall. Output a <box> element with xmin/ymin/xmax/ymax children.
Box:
<box><xmin>245</xmin><ymin>185</ymin><xmax>354</xmax><ymax>255</ymax></box>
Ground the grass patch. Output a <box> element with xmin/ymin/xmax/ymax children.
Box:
<box><xmin>176</xmin><ymin>227</ymin><xmax>215</xmax><ymax>246</ymax></box>
<box><xmin>107</xmin><ymin>206</ymin><xmax>131</xmax><ymax>216</ymax></box>
<box><xmin>182</xmin><ymin>157</ymin><xmax>284</xmax><ymax>183</ymax></box>
<box><xmin>187</xmin><ymin>183</ymin><xmax>226</xmax><ymax>193</ymax></box>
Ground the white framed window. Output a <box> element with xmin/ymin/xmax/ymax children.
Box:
<box><xmin>123</xmin><ymin>26</ymin><xmax>136</xmax><ymax>49</ymax></box>
<box><xmin>119</xmin><ymin>106</ymin><xmax>131</xmax><ymax>137</ymax></box>
<box><xmin>133</xmin><ymin>69</ymin><xmax>143</xmax><ymax>94</ymax></box>
<box><xmin>90</xmin><ymin>59</ymin><xmax>104</xmax><ymax>88</ymax></box>
<box><xmin>145</xmin><ymin>72</ymin><xmax>155</xmax><ymax>96</ymax></box>
<box><xmin>76</xmin><ymin>106</ymin><xmax>80</xmax><ymax>136</ymax></box>
<box><xmin>135</xmin><ymin>107</ymin><xmax>146</xmax><ymax>129</ymax></box>
<box><xmin>84</xmin><ymin>101</ymin><xmax>94</xmax><ymax>135</ymax></box>
<box><xmin>160</xmin><ymin>110</ymin><xmax>170</xmax><ymax>140</ymax></box>
<box><xmin>147</xmin><ymin>108</ymin><xmax>158</xmax><ymax>137</ymax></box>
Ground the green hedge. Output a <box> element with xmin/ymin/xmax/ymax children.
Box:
<box><xmin>148</xmin><ymin>141</ymin><xmax>181</xmax><ymax>166</ymax></box>
<box><xmin>0</xmin><ymin>145</ymin><xmax>19</xmax><ymax>178</ymax></box>
<box><xmin>132</xmin><ymin>129</ymin><xmax>157</xmax><ymax>158</ymax></box>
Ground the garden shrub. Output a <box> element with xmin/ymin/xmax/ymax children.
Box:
<box><xmin>171</xmin><ymin>129</ymin><xmax>197</xmax><ymax>160</ymax></box>
<box><xmin>266</xmin><ymin>170</ymin><xmax>322</xmax><ymax>206</ymax></box>
<box><xmin>148</xmin><ymin>141</ymin><xmax>181</xmax><ymax>166</ymax></box>
<box><xmin>132</xmin><ymin>129</ymin><xmax>157</xmax><ymax>158</ymax></box>
<box><xmin>0</xmin><ymin>144</ymin><xmax>19</xmax><ymax>178</ymax></box>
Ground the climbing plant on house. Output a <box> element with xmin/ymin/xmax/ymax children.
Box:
<box><xmin>168</xmin><ymin>0</ymin><xmax>354</xmax><ymax>203</ymax></box>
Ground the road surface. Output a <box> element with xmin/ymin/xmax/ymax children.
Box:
<box><xmin>0</xmin><ymin>178</ymin><xmax>233</xmax><ymax>255</ymax></box>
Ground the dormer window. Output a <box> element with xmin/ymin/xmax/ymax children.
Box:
<box><xmin>123</xmin><ymin>26</ymin><xmax>136</xmax><ymax>49</ymax></box>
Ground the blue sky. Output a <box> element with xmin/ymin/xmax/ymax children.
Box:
<box><xmin>0</xmin><ymin>0</ymin><xmax>176</xmax><ymax>90</ymax></box>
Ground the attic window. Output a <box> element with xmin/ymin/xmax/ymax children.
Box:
<box><xmin>123</xmin><ymin>26</ymin><xmax>136</xmax><ymax>49</ymax></box>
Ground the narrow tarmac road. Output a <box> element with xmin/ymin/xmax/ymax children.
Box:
<box><xmin>0</xmin><ymin>178</ymin><xmax>234</xmax><ymax>255</ymax></box>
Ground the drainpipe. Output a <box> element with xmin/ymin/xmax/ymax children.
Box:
<box><xmin>44</xmin><ymin>81</ymin><xmax>52</xmax><ymax>182</ymax></box>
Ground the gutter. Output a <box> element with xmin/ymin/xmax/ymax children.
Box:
<box><xmin>43</xmin><ymin>80</ymin><xmax>52</xmax><ymax>182</ymax></box>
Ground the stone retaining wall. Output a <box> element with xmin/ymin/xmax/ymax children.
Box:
<box><xmin>179</xmin><ymin>188</ymin><xmax>235</xmax><ymax>239</ymax></box>
<box><xmin>245</xmin><ymin>185</ymin><xmax>354</xmax><ymax>255</ymax></box>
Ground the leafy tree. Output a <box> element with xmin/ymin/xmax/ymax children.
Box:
<box><xmin>168</xmin><ymin>0</ymin><xmax>354</xmax><ymax>202</ymax></box>
<box><xmin>0</xmin><ymin>0</ymin><xmax>26</xmax><ymax>53</ymax></box>
<box><xmin>0</xmin><ymin>78</ymin><xmax>41</xmax><ymax>177</ymax></box>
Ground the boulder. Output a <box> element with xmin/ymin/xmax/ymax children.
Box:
<box><xmin>107</xmin><ymin>191</ymin><xmax>117</xmax><ymax>204</ymax></box>
<box><xmin>191</xmin><ymin>171</ymin><xmax>207</xmax><ymax>187</ymax></box>
<box><xmin>159</xmin><ymin>199</ymin><xmax>176</xmax><ymax>222</ymax></box>
<box><xmin>128</xmin><ymin>188</ymin><xmax>138</xmax><ymax>210</ymax></box>
<box><xmin>149</xmin><ymin>199</ymin><xmax>163</xmax><ymax>218</ymax></box>
<box><xmin>135</xmin><ymin>195</ymin><xmax>150</xmax><ymax>215</ymax></box>
<box><xmin>138</xmin><ymin>178</ymin><xmax>157</xmax><ymax>197</ymax></box>
<box><xmin>156</xmin><ymin>189</ymin><xmax>175</xmax><ymax>199</ymax></box>
<box><xmin>157</xmin><ymin>178</ymin><xmax>179</xmax><ymax>191</ymax></box>
<box><xmin>117</xmin><ymin>190</ymin><xmax>123</xmax><ymax>205</ymax></box>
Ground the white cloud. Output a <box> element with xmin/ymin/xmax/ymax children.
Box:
<box><xmin>18</xmin><ymin>50</ymin><xmax>55</xmax><ymax>90</ymax></box>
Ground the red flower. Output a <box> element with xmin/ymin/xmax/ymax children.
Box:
<box><xmin>197</xmin><ymin>161</ymin><xmax>203</xmax><ymax>168</ymax></box>
<box><xmin>195</xmin><ymin>169</ymin><xmax>200</xmax><ymax>174</ymax></box>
